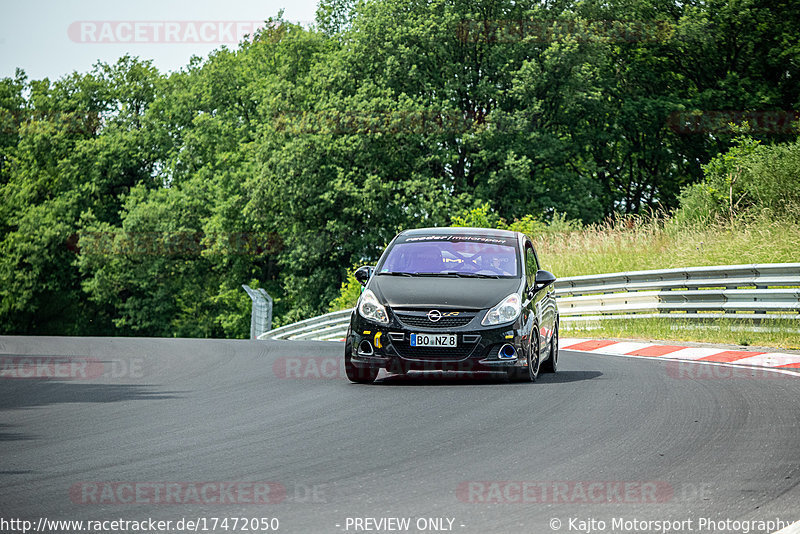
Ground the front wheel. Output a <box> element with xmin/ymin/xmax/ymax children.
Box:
<box><xmin>525</xmin><ymin>331</ymin><xmax>540</xmax><ymax>382</ymax></box>
<box><xmin>508</xmin><ymin>330</ymin><xmax>539</xmax><ymax>382</ymax></box>
<box><xmin>344</xmin><ymin>338</ymin><xmax>379</xmax><ymax>384</ymax></box>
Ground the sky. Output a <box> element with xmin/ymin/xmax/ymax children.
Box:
<box><xmin>0</xmin><ymin>0</ymin><xmax>319</xmax><ymax>81</ymax></box>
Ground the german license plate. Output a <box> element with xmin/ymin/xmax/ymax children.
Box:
<box><xmin>410</xmin><ymin>333</ymin><xmax>457</xmax><ymax>347</ymax></box>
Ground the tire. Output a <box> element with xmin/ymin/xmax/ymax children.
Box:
<box><xmin>508</xmin><ymin>328</ymin><xmax>539</xmax><ymax>382</ymax></box>
<box><xmin>540</xmin><ymin>322</ymin><xmax>559</xmax><ymax>374</ymax></box>
<box><xmin>344</xmin><ymin>338</ymin><xmax>379</xmax><ymax>384</ymax></box>
<box><xmin>524</xmin><ymin>331</ymin><xmax>540</xmax><ymax>382</ymax></box>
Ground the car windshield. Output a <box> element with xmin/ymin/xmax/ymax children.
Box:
<box><xmin>377</xmin><ymin>234</ymin><xmax>519</xmax><ymax>277</ymax></box>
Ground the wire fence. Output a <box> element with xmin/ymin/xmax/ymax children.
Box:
<box><xmin>242</xmin><ymin>285</ymin><xmax>273</xmax><ymax>339</ymax></box>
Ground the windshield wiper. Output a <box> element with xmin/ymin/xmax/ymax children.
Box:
<box><xmin>449</xmin><ymin>272</ymin><xmax>502</xmax><ymax>279</ymax></box>
<box><xmin>377</xmin><ymin>271</ymin><xmax>414</xmax><ymax>277</ymax></box>
<box><xmin>414</xmin><ymin>271</ymin><xmax>501</xmax><ymax>279</ymax></box>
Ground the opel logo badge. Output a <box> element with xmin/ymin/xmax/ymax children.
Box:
<box><xmin>427</xmin><ymin>310</ymin><xmax>442</xmax><ymax>322</ymax></box>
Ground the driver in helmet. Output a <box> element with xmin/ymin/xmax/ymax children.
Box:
<box><xmin>488</xmin><ymin>255</ymin><xmax>511</xmax><ymax>275</ymax></box>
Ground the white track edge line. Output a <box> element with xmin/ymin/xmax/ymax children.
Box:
<box><xmin>564</xmin><ymin>348</ymin><xmax>800</xmax><ymax>378</ymax></box>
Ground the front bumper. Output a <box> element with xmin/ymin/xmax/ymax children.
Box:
<box><xmin>348</xmin><ymin>310</ymin><xmax>531</xmax><ymax>373</ymax></box>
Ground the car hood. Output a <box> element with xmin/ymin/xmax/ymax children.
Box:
<box><xmin>369</xmin><ymin>275</ymin><xmax>523</xmax><ymax>310</ymax></box>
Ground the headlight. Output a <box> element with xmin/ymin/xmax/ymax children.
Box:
<box><xmin>482</xmin><ymin>293</ymin><xmax>521</xmax><ymax>326</ymax></box>
<box><xmin>358</xmin><ymin>289</ymin><xmax>389</xmax><ymax>324</ymax></box>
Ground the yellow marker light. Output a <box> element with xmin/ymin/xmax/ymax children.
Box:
<box><xmin>505</xmin><ymin>334</ymin><xmax>514</xmax><ymax>339</ymax></box>
<box><xmin>363</xmin><ymin>331</ymin><xmax>371</xmax><ymax>335</ymax></box>
<box><xmin>374</xmin><ymin>332</ymin><xmax>383</xmax><ymax>349</ymax></box>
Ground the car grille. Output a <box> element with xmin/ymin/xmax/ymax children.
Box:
<box><xmin>393</xmin><ymin>343</ymin><xmax>477</xmax><ymax>360</ymax></box>
<box><xmin>394</xmin><ymin>311</ymin><xmax>477</xmax><ymax>329</ymax></box>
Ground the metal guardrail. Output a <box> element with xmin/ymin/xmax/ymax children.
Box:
<box><xmin>557</xmin><ymin>263</ymin><xmax>800</xmax><ymax>325</ymax></box>
<box><xmin>260</xmin><ymin>309</ymin><xmax>353</xmax><ymax>341</ymax></box>
<box><xmin>259</xmin><ymin>263</ymin><xmax>800</xmax><ymax>341</ymax></box>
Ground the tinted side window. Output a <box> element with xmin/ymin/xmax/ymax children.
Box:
<box><xmin>525</xmin><ymin>244</ymin><xmax>538</xmax><ymax>286</ymax></box>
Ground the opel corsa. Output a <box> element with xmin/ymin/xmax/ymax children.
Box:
<box><xmin>344</xmin><ymin>227</ymin><xmax>559</xmax><ymax>383</ymax></box>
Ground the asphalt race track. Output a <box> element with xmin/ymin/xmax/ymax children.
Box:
<box><xmin>1</xmin><ymin>336</ymin><xmax>799</xmax><ymax>533</ymax></box>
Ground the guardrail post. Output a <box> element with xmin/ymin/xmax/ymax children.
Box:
<box><xmin>242</xmin><ymin>285</ymin><xmax>273</xmax><ymax>339</ymax></box>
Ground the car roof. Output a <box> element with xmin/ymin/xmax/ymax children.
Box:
<box><xmin>399</xmin><ymin>227</ymin><xmax>520</xmax><ymax>239</ymax></box>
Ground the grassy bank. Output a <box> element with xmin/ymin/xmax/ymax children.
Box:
<box><xmin>530</xmin><ymin>213</ymin><xmax>800</xmax><ymax>349</ymax></box>
<box><xmin>530</xmin><ymin>212</ymin><xmax>800</xmax><ymax>277</ymax></box>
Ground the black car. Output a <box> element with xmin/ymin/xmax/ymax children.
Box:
<box><xmin>344</xmin><ymin>227</ymin><xmax>559</xmax><ymax>383</ymax></box>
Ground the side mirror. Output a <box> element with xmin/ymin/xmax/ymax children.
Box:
<box><xmin>354</xmin><ymin>265</ymin><xmax>374</xmax><ymax>287</ymax></box>
<box><xmin>529</xmin><ymin>270</ymin><xmax>556</xmax><ymax>295</ymax></box>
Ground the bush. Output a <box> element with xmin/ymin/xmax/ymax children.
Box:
<box><xmin>744</xmin><ymin>139</ymin><xmax>800</xmax><ymax>216</ymax></box>
<box><xmin>328</xmin><ymin>267</ymin><xmax>365</xmax><ymax>311</ymax></box>
<box><xmin>506</xmin><ymin>212</ymin><xmax>582</xmax><ymax>237</ymax></box>
<box><xmin>675</xmin><ymin>134</ymin><xmax>800</xmax><ymax>224</ymax></box>
<box><xmin>450</xmin><ymin>203</ymin><xmax>503</xmax><ymax>228</ymax></box>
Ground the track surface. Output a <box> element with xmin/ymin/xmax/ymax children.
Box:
<box><xmin>1</xmin><ymin>336</ymin><xmax>799</xmax><ymax>533</ymax></box>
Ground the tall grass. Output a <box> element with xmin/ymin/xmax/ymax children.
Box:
<box><xmin>534</xmin><ymin>211</ymin><xmax>800</xmax><ymax>277</ymax></box>
<box><xmin>533</xmin><ymin>210</ymin><xmax>800</xmax><ymax>349</ymax></box>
